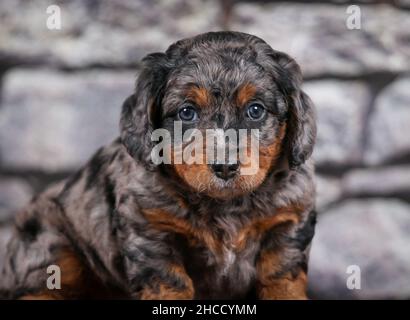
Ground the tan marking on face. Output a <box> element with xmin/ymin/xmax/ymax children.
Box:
<box><xmin>236</xmin><ymin>123</ymin><xmax>287</xmax><ymax>193</ymax></box>
<box><xmin>186</xmin><ymin>86</ymin><xmax>211</xmax><ymax>109</ymax></box>
<box><xmin>236</xmin><ymin>83</ymin><xmax>257</xmax><ymax>107</ymax></box>
<box><xmin>173</xmin><ymin>162</ymin><xmax>213</xmax><ymax>193</ymax></box>
<box><xmin>172</xmin><ymin>139</ymin><xmax>221</xmax><ymax>197</ymax></box>
<box><xmin>259</xmin><ymin>124</ymin><xmax>287</xmax><ymax>169</ymax></box>
<box><xmin>171</xmin><ymin>123</ymin><xmax>287</xmax><ymax>199</ymax></box>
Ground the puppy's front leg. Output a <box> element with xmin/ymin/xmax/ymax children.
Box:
<box><xmin>138</xmin><ymin>263</ymin><xmax>194</xmax><ymax>300</ymax></box>
<box><xmin>121</xmin><ymin>231</ymin><xmax>194</xmax><ymax>299</ymax></box>
<box><xmin>255</xmin><ymin>249</ymin><xmax>308</xmax><ymax>300</ymax></box>
<box><xmin>255</xmin><ymin>209</ymin><xmax>316</xmax><ymax>300</ymax></box>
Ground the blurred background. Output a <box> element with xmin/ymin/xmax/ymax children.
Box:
<box><xmin>0</xmin><ymin>0</ymin><xmax>409</xmax><ymax>299</ymax></box>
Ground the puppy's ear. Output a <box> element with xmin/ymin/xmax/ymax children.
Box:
<box><xmin>271</xmin><ymin>51</ymin><xmax>317</xmax><ymax>169</ymax></box>
<box><xmin>120</xmin><ymin>53</ymin><xmax>172</xmax><ymax>170</ymax></box>
<box><xmin>286</xmin><ymin>89</ymin><xmax>316</xmax><ymax>168</ymax></box>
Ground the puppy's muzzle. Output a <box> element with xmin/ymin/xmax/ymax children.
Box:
<box><xmin>210</xmin><ymin>163</ymin><xmax>239</xmax><ymax>180</ymax></box>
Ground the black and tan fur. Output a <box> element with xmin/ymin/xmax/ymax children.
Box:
<box><xmin>0</xmin><ymin>31</ymin><xmax>317</xmax><ymax>300</ymax></box>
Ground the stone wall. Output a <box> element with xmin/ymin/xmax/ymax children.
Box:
<box><xmin>0</xmin><ymin>0</ymin><xmax>409</xmax><ymax>299</ymax></box>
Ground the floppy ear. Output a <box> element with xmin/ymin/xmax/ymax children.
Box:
<box><xmin>120</xmin><ymin>53</ymin><xmax>172</xmax><ymax>170</ymax></box>
<box><xmin>286</xmin><ymin>89</ymin><xmax>316</xmax><ymax>168</ymax></box>
<box><xmin>271</xmin><ymin>51</ymin><xmax>317</xmax><ymax>169</ymax></box>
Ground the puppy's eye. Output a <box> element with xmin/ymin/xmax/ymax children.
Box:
<box><xmin>246</xmin><ymin>103</ymin><xmax>265</xmax><ymax>120</ymax></box>
<box><xmin>178</xmin><ymin>105</ymin><xmax>198</xmax><ymax>122</ymax></box>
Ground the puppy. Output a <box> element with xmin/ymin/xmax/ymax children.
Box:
<box><xmin>0</xmin><ymin>31</ymin><xmax>316</xmax><ymax>300</ymax></box>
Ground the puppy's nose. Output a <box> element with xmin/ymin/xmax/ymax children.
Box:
<box><xmin>210</xmin><ymin>163</ymin><xmax>239</xmax><ymax>180</ymax></box>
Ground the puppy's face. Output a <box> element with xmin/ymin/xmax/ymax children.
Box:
<box><xmin>121</xmin><ymin>32</ymin><xmax>316</xmax><ymax>199</ymax></box>
<box><xmin>160</xmin><ymin>54</ymin><xmax>288</xmax><ymax>198</ymax></box>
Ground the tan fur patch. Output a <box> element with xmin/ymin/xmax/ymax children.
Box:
<box><xmin>173</xmin><ymin>162</ymin><xmax>213</xmax><ymax>194</ymax></box>
<box><xmin>236</xmin><ymin>124</ymin><xmax>287</xmax><ymax>193</ymax></box>
<box><xmin>236</xmin><ymin>83</ymin><xmax>257</xmax><ymax>107</ymax></box>
<box><xmin>140</xmin><ymin>264</ymin><xmax>194</xmax><ymax>300</ymax></box>
<box><xmin>234</xmin><ymin>205</ymin><xmax>300</xmax><ymax>250</ymax></box>
<box><xmin>142</xmin><ymin>208</ymin><xmax>223</xmax><ymax>256</ymax></box>
<box><xmin>172</xmin><ymin>124</ymin><xmax>287</xmax><ymax>199</ymax></box>
<box><xmin>20</xmin><ymin>249</ymin><xmax>125</xmax><ymax>300</ymax></box>
<box><xmin>143</xmin><ymin>203</ymin><xmax>303</xmax><ymax>254</ymax></box>
<box><xmin>257</xmin><ymin>269</ymin><xmax>308</xmax><ymax>300</ymax></box>
<box><xmin>186</xmin><ymin>86</ymin><xmax>211</xmax><ymax>109</ymax></box>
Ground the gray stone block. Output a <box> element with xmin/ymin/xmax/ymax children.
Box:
<box><xmin>308</xmin><ymin>199</ymin><xmax>410</xmax><ymax>299</ymax></box>
<box><xmin>0</xmin><ymin>69</ymin><xmax>135</xmax><ymax>171</ymax></box>
<box><xmin>0</xmin><ymin>0</ymin><xmax>221</xmax><ymax>68</ymax></box>
<box><xmin>364</xmin><ymin>77</ymin><xmax>410</xmax><ymax>165</ymax></box>
<box><xmin>231</xmin><ymin>3</ymin><xmax>410</xmax><ymax>77</ymax></box>
<box><xmin>316</xmin><ymin>175</ymin><xmax>343</xmax><ymax>211</ymax></box>
<box><xmin>304</xmin><ymin>80</ymin><xmax>371</xmax><ymax>167</ymax></box>
<box><xmin>342</xmin><ymin>165</ymin><xmax>410</xmax><ymax>199</ymax></box>
<box><xmin>0</xmin><ymin>178</ymin><xmax>33</xmax><ymax>222</ymax></box>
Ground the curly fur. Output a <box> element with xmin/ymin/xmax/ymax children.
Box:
<box><xmin>0</xmin><ymin>31</ymin><xmax>316</xmax><ymax>300</ymax></box>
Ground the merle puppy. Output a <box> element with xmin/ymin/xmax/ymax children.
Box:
<box><xmin>0</xmin><ymin>31</ymin><xmax>316</xmax><ymax>300</ymax></box>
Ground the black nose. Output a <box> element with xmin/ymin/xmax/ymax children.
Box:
<box><xmin>210</xmin><ymin>163</ymin><xmax>239</xmax><ymax>180</ymax></box>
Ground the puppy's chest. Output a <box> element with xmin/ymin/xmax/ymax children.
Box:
<box><xmin>144</xmin><ymin>207</ymin><xmax>282</xmax><ymax>297</ymax></box>
<box><xmin>174</xmin><ymin>221</ymin><xmax>261</xmax><ymax>299</ymax></box>
<box><xmin>180</xmin><ymin>242</ymin><xmax>257</xmax><ymax>299</ymax></box>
